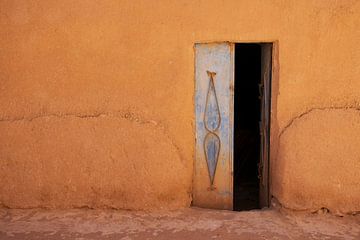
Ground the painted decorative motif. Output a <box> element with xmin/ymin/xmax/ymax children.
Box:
<box><xmin>204</xmin><ymin>71</ymin><xmax>221</xmax><ymax>186</ymax></box>
<box><xmin>204</xmin><ymin>132</ymin><xmax>220</xmax><ymax>185</ymax></box>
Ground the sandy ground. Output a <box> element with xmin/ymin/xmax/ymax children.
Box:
<box><xmin>0</xmin><ymin>207</ymin><xmax>359</xmax><ymax>240</ymax></box>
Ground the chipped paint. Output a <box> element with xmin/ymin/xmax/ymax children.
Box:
<box><xmin>194</xmin><ymin>43</ymin><xmax>234</xmax><ymax>210</ymax></box>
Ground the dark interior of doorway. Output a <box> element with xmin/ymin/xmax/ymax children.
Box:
<box><xmin>233</xmin><ymin>44</ymin><xmax>262</xmax><ymax>211</ymax></box>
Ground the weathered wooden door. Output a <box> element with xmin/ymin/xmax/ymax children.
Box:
<box><xmin>259</xmin><ymin>44</ymin><xmax>272</xmax><ymax>208</ymax></box>
<box><xmin>193</xmin><ymin>43</ymin><xmax>234</xmax><ymax>210</ymax></box>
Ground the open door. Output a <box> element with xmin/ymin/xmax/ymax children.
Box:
<box><xmin>193</xmin><ymin>43</ymin><xmax>234</xmax><ymax>210</ymax></box>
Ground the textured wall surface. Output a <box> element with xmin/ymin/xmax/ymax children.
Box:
<box><xmin>273</xmin><ymin>108</ymin><xmax>360</xmax><ymax>214</ymax></box>
<box><xmin>0</xmin><ymin>0</ymin><xmax>359</xmax><ymax>212</ymax></box>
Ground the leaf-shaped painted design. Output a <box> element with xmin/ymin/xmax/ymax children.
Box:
<box><xmin>204</xmin><ymin>132</ymin><xmax>220</xmax><ymax>185</ymax></box>
<box><xmin>204</xmin><ymin>71</ymin><xmax>221</xmax><ymax>132</ymax></box>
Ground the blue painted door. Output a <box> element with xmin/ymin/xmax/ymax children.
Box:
<box><xmin>193</xmin><ymin>43</ymin><xmax>234</xmax><ymax>210</ymax></box>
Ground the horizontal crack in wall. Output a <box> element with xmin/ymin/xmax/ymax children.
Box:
<box><xmin>278</xmin><ymin>106</ymin><xmax>360</xmax><ymax>139</ymax></box>
<box><xmin>0</xmin><ymin>111</ymin><xmax>157</xmax><ymax>125</ymax></box>
<box><xmin>0</xmin><ymin>110</ymin><xmax>187</xmax><ymax>166</ymax></box>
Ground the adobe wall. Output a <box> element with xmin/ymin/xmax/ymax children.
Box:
<box><xmin>0</xmin><ymin>0</ymin><xmax>359</xmax><ymax>213</ymax></box>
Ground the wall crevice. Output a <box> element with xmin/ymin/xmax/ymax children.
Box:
<box><xmin>0</xmin><ymin>110</ymin><xmax>187</xmax><ymax>166</ymax></box>
<box><xmin>0</xmin><ymin>111</ymin><xmax>158</xmax><ymax>125</ymax></box>
<box><xmin>278</xmin><ymin>106</ymin><xmax>360</xmax><ymax>139</ymax></box>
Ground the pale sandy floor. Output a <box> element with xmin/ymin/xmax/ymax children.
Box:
<box><xmin>0</xmin><ymin>207</ymin><xmax>359</xmax><ymax>239</ymax></box>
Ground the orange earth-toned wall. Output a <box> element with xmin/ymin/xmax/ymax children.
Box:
<box><xmin>0</xmin><ymin>0</ymin><xmax>359</xmax><ymax>213</ymax></box>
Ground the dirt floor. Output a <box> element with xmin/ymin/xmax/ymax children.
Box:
<box><xmin>0</xmin><ymin>207</ymin><xmax>359</xmax><ymax>240</ymax></box>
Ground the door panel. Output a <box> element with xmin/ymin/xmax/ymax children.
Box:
<box><xmin>193</xmin><ymin>43</ymin><xmax>234</xmax><ymax>210</ymax></box>
<box><xmin>259</xmin><ymin>44</ymin><xmax>272</xmax><ymax>208</ymax></box>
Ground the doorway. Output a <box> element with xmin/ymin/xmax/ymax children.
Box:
<box><xmin>193</xmin><ymin>42</ymin><xmax>272</xmax><ymax>210</ymax></box>
<box><xmin>233</xmin><ymin>43</ymin><xmax>272</xmax><ymax>211</ymax></box>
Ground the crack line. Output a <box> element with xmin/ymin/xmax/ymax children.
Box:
<box><xmin>278</xmin><ymin>106</ymin><xmax>360</xmax><ymax>139</ymax></box>
<box><xmin>0</xmin><ymin>111</ymin><xmax>157</xmax><ymax>125</ymax></box>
